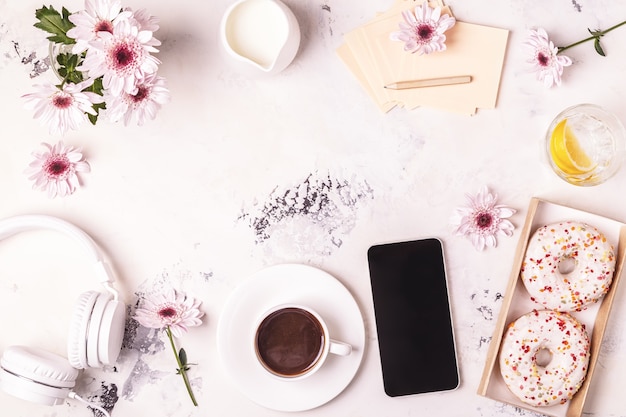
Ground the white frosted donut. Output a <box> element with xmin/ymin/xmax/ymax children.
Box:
<box><xmin>499</xmin><ymin>310</ymin><xmax>590</xmax><ymax>407</ymax></box>
<box><xmin>521</xmin><ymin>221</ymin><xmax>615</xmax><ymax>311</ymax></box>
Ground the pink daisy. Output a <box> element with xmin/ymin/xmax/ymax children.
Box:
<box><xmin>105</xmin><ymin>72</ymin><xmax>170</xmax><ymax>126</ymax></box>
<box><xmin>451</xmin><ymin>186</ymin><xmax>516</xmax><ymax>251</ymax></box>
<box><xmin>67</xmin><ymin>0</ymin><xmax>132</xmax><ymax>54</ymax></box>
<box><xmin>524</xmin><ymin>28</ymin><xmax>572</xmax><ymax>88</ymax></box>
<box><xmin>79</xmin><ymin>19</ymin><xmax>160</xmax><ymax>97</ymax></box>
<box><xmin>22</xmin><ymin>81</ymin><xmax>104</xmax><ymax>136</ymax></box>
<box><xmin>134</xmin><ymin>289</ymin><xmax>203</xmax><ymax>338</ymax></box>
<box><xmin>25</xmin><ymin>141</ymin><xmax>91</xmax><ymax>198</ymax></box>
<box><xmin>390</xmin><ymin>1</ymin><xmax>456</xmax><ymax>55</ymax></box>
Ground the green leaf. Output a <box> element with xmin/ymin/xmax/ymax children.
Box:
<box><xmin>53</xmin><ymin>52</ymin><xmax>86</xmax><ymax>84</ymax></box>
<box><xmin>594</xmin><ymin>37</ymin><xmax>606</xmax><ymax>56</ymax></box>
<box><xmin>86</xmin><ymin>76</ymin><xmax>105</xmax><ymax>95</ymax></box>
<box><xmin>588</xmin><ymin>28</ymin><xmax>603</xmax><ymax>37</ymax></box>
<box><xmin>34</xmin><ymin>6</ymin><xmax>76</xmax><ymax>45</ymax></box>
<box><xmin>57</xmin><ymin>53</ymin><xmax>82</xmax><ymax>82</ymax></box>
<box><xmin>88</xmin><ymin>101</ymin><xmax>106</xmax><ymax>125</ymax></box>
<box><xmin>178</xmin><ymin>348</ymin><xmax>188</xmax><ymax>366</ymax></box>
<box><xmin>80</xmin><ymin>76</ymin><xmax>105</xmax><ymax>125</ymax></box>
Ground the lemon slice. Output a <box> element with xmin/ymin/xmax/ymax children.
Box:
<box><xmin>549</xmin><ymin>118</ymin><xmax>595</xmax><ymax>175</ymax></box>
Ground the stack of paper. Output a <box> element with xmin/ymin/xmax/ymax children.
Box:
<box><xmin>337</xmin><ymin>0</ymin><xmax>509</xmax><ymax>115</ymax></box>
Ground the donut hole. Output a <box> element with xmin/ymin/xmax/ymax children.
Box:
<box><xmin>558</xmin><ymin>256</ymin><xmax>577</xmax><ymax>275</ymax></box>
<box><xmin>535</xmin><ymin>348</ymin><xmax>553</xmax><ymax>367</ymax></box>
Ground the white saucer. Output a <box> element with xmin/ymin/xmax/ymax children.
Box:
<box><xmin>217</xmin><ymin>264</ymin><xmax>365</xmax><ymax>412</ymax></box>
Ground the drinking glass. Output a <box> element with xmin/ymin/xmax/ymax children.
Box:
<box><xmin>545</xmin><ymin>104</ymin><xmax>626</xmax><ymax>186</ymax></box>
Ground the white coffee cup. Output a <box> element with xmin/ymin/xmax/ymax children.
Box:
<box><xmin>254</xmin><ymin>304</ymin><xmax>351</xmax><ymax>380</ymax></box>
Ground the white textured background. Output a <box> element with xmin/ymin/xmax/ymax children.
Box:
<box><xmin>1</xmin><ymin>0</ymin><xmax>625</xmax><ymax>416</ymax></box>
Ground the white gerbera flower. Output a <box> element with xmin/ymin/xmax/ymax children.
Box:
<box><xmin>390</xmin><ymin>1</ymin><xmax>456</xmax><ymax>55</ymax></box>
<box><xmin>524</xmin><ymin>28</ymin><xmax>572</xmax><ymax>88</ymax></box>
<box><xmin>128</xmin><ymin>7</ymin><xmax>161</xmax><ymax>41</ymax></box>
<box><xmin>22</xmin><ymin>82</ymin><xmax>104</xmax><ymax>136</ymax></box>
<box><xmin>134</xmin><ymin>289</ymin><xmax>203</xmax><ymax>338</ymax></box>
<box><xmin>450</xmin><ymin>186</ymin><xmax>516</xmax><ymax>251</ymax></box>
<box><xmin>25</xmin><ymin>141</ymin><xmax>90</xmax><ymax>198</ymax></box>
<box><xmin>106</xmin><ymin>72</ymin><xmax>170</xmax><ymax>126</ymax></box>
<box><xmin>67</xmin><ymin>0</ymin><xmax>132</xmax><ymax>54</ymax></box>
<box><xmin>79</xmin><ymin>19</ymin><xmax>160</xmax><ymax>96</ymax></box>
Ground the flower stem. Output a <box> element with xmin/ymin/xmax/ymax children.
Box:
<box><xmin>558</xmin><ymin>20</ymin><xmax>626</xmax><ymax>53</ymax></box>
<box><xmin>166</xmin><ymin>326</ymin><xmax>198</xmax><ymax>406</ymax></box>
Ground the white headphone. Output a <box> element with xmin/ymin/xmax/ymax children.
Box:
<box><xmin>0</xmin><ymin>215</ymin><xmax>125</xmax><ymax>412</ymax></box>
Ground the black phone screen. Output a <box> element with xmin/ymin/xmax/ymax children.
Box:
<box><xmin>367</xmin><ymin>238</ymin><xmax>459</xmax><ymax>397</ymax></box>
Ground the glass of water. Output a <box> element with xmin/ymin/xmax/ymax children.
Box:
<box><xmin>545</xmin><ymin>103</ymin><xmax>626</xmax><ymax>186</ymax></box>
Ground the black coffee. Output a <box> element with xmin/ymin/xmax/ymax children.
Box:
<box><xmin>255</xmin><ymin>307</ymin><xmax>325</xmax><ymax>377</ymax></box>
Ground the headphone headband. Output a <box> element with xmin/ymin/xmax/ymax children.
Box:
<box><xmin>0</xmin><ymin>215</ymin><xmax>118</xmax><ymax>298</ymax></box>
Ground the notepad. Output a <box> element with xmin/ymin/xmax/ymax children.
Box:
<box><xmin>337</xmin><ymin>0</ymin><xmax>509</xmax><ymax>115</ymax></box>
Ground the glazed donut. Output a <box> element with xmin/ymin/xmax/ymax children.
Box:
<box><xmin>499</xmin><ymin>310</ymin><xmax>590</xmax><ymax>407</ymax></box>
<box><xmin>521</xmin><ymin>221</ymin><xmax>615</xmax><ymax>311</ymax></box>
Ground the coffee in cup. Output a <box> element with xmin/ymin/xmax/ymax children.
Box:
<box><xmin>254</xmin><ymin>304</ymin><xmax>351</xmax><ymax>379</ymax></box>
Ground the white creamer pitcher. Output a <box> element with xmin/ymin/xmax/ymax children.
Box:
<box><xmin>220</xmin><ymin>0</ymin><xmax>301</xmax><ymax>76</ymax></box>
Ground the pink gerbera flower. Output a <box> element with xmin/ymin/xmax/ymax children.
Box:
<box><xmin>25</xmin><ymin>141</ymin><xmax>91</xmax><ymax>198</ymax></box>
<box><xmin>390</xmin><ymin>1</ymin><xmax>456</xmax><ymax>55</ymax></box>
<box><xmin>134</xmin><ymin>289</ymin><xmax>203</xmax><ymax>406</ymax></box>
<box><xmin>105</xmin><ymin>72</ymin><xmax>170</xmax><ymax>126</ymax></box>
<box><xmin>79</xmin><ymin>19</ymin><xmax>160</xmax><ymax>96</ymax></box>
<box><xmin>134</xmin><ymin>289</ymin><xmax>203</xmax><ymax>338</ymax></box>
<box><xmin>450</xmin><ymin>186</ymin><xmax>516</xmax><ymax>251</ymax></box>
<box><xmin>524</xmin><ymin>28</ymin><xmax>572</xmax><ymax>88</ymax></box>
<box><xmin>22</xmin><ymin>81</ymin><xmax>104</xmax><ymax>136</ymax></box>
<box><xmin>67</xmin><ymin>0</ymin><xmax>132</xmax><ymax>54</ymax></box>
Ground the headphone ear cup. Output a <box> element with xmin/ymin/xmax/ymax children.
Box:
<box><xmin>67</xmin><ymin>291</ymin><xmax>99</xmax><ymax>369</ymax></box>
<box><xmin>97</xmin><ymin>299</ymin><xmax>126</xmax><ymax>366</ymax></box>
<box><xmin>0</xmin><ymin>346</ymin><xmax>79</xmax><ymax>406</ymax></box>
<box><xmin>86</xmin><ymin>293</ymin><xmax>112</xmax><ymax>368</ymax></box>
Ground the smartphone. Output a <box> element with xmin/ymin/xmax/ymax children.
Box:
<box><xmin>367</xmin><ymin>238</ymin><xmax>459</xmax><ymax>397</ymax></box>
